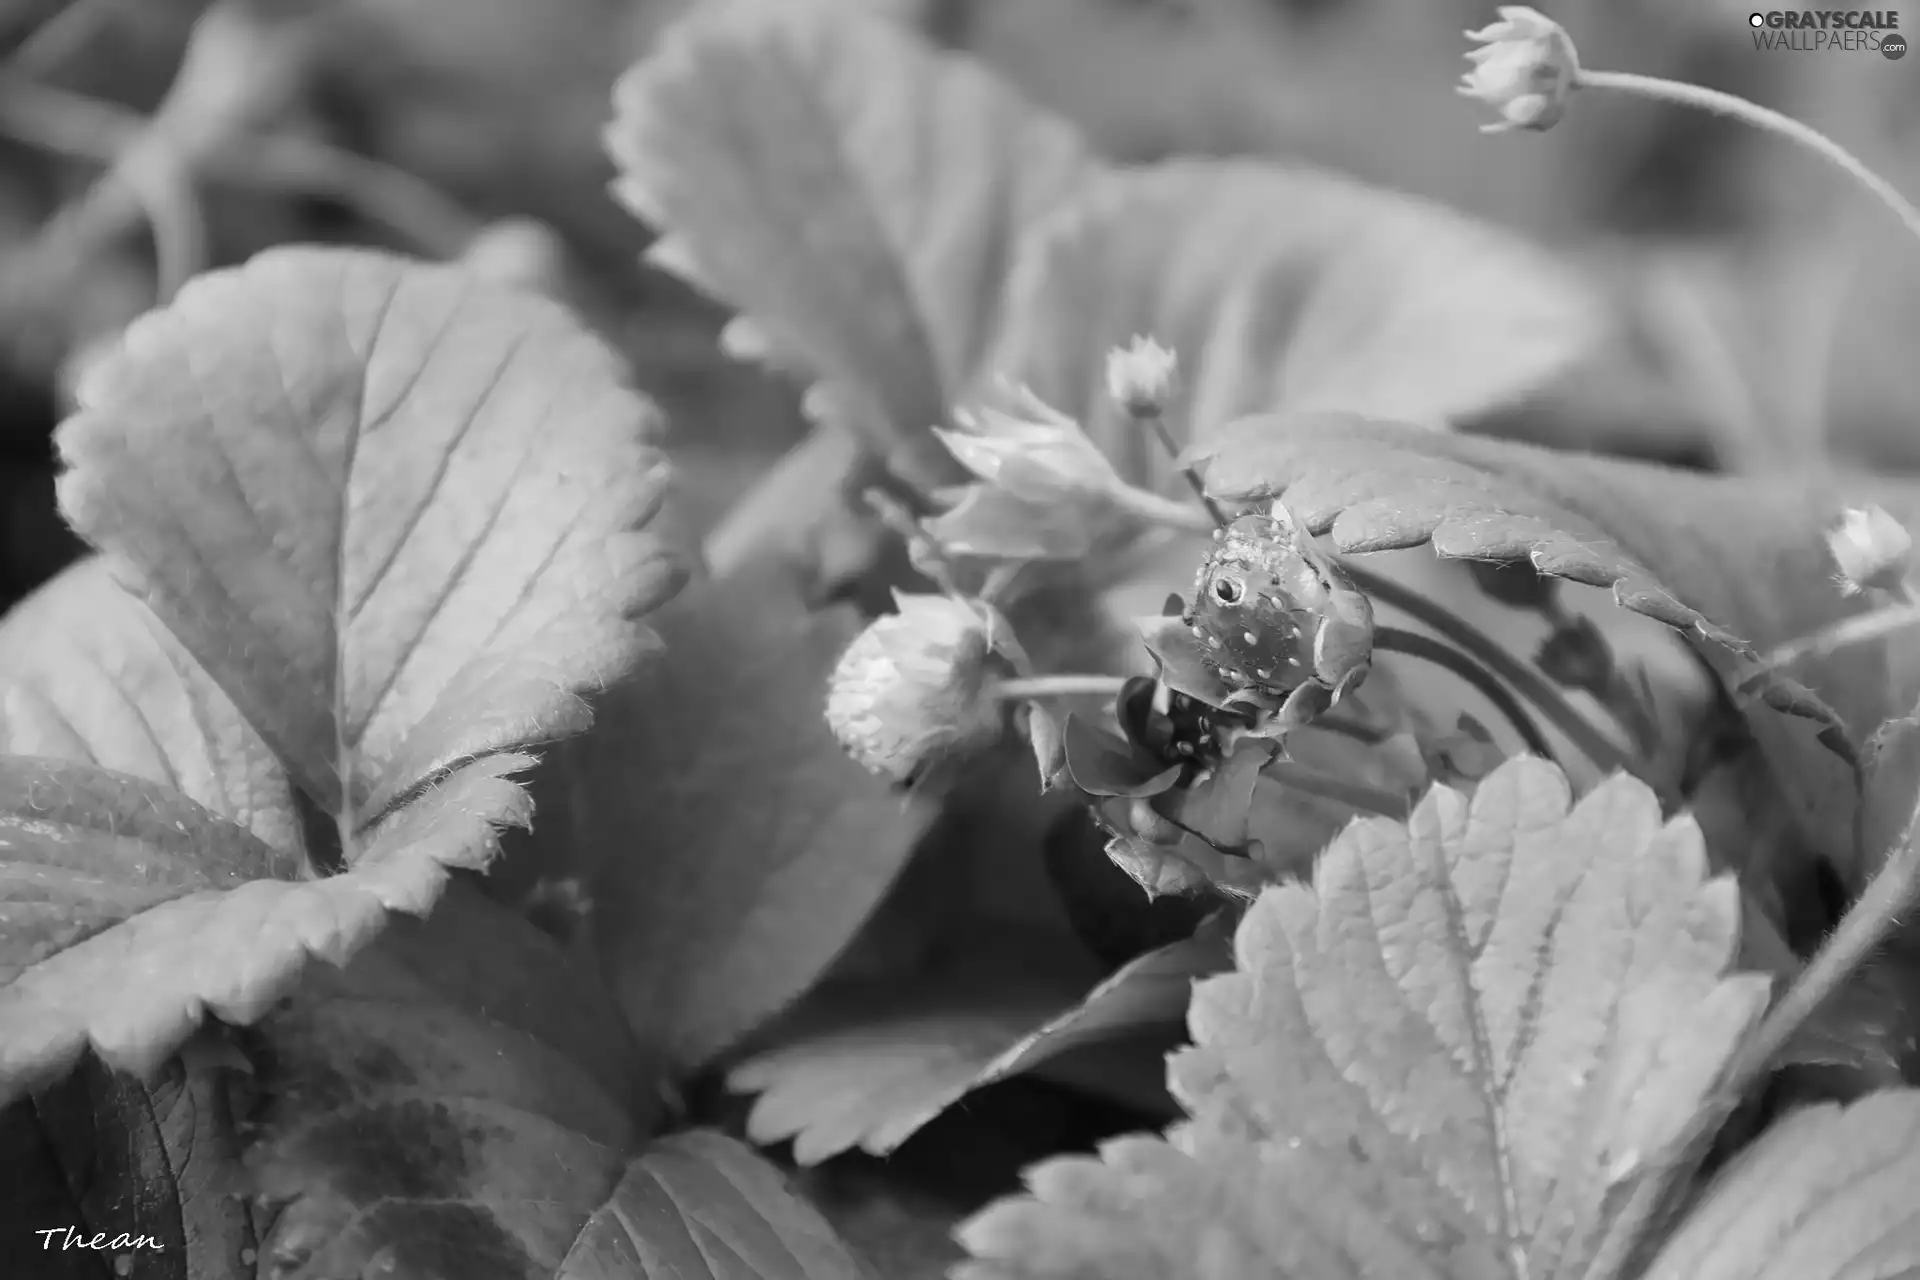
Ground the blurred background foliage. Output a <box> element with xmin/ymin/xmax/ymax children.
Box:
<box><xmin>2</xmin><ymin>0</ymin><xmax>1919</xmax><ymax>616</ymax></box>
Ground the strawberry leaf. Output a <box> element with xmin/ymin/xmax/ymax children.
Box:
<box><xmin>956</xmin><ymin>757</ymin><xmax>1772</xmax><ymax>1279</ymax></box>
<box><xmin>607</xmin><ymin>0</ymin><xmax>1096</xmax><ymax>492</ymax></box>
<box><xmin>55</xmin><ymin>245</ymin><xmax>681</xmax><ymax>867</ymax></box>
<box><xmin>1</xmin><ymin>1041</ymin><xmax>252</xmax><ymax>1277</ymax></box>
<box><xmin>2</xmin><ymin>247</ymin><xmax>679</xmax><ymax>1105</ymax></box>
<box><xmin>526</xmin><ymin>565</ymin><xmax>936</xmax><ymax>1072</ymax></box>
<box><xmin>989</xmin><ymin>159</ymin><xmax>1606</xmax><ymax>485</ymax></box>
<box><xmin>1641</xmin><ymin>1090</ymin><xmax>1920</xmax><ymax>1280</ymax></box>
<box><xmin>1192</xmin><ymin>411</ymin><xmax>1920</xmax><ymax>883</ymax></box>
<box><xmin>563</xmin><ymin>1130</ymin><xmax>875</xmax><ymax>1279</ymax></box>
<box><xmin>730</xmin><ymin>922</ymin><xmax>1228</xmax><ymax>1164</ymax></box>
<box><xmin>0</xmin><ymin>753</ymin><xmax>543</xmax><ymax>1104</ymax></box>
<box><xmin>0</xmin><ymin>558</ymin><xmax>300</xmax><ymax>854</ymax></box>
<box><xmin>237</xmin><ymin>880</ymin><xmax>869</xmax><ymax>1279</ymax></box>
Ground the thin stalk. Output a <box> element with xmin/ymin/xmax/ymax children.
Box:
<box><xmin>1263</xmin><ymin>759</ymin><xmax>1410</xmax><ymax>820</ymax></box>
<box><xmin>992</xmin><ymin>674</ymin><xmax>1130</xmax><ymax>700</ymax></box>
<box><xmin>1340</xmin><ymin>561</ymin><xmax>1654</xmax><ymax>794</ymax></box>
<box><xmin>1578</xmin><ymin>69</ymin><xmax>1920</xmax><ymax>252</ymax></box>
<box><xmin>1110</xmin><ymin>482</ymin><xmax>1221</xmax><ymax>531</ymax></box>
<box><xmin>1755</xmin><ymin>599</ymin><xmax>1920</xmax><ymax>671</ymax></box>
<box><xmin>1374</xmin><ymin>624</ymin><xmax>1554</xmax><ymax>761</ymax></box>
<box><xmin>1133</xmin><ymin>407</ymin><xmax>1230</xmax><ymax>528</ymax></box>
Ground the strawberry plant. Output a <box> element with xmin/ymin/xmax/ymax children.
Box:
<box><xmin>7</xmin><ymin>0</ymin><xmax>1920</xmax><ymax>1278</ymax></box>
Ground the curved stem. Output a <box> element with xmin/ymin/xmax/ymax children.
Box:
<box><xmin>991</xmin><ymin>674</ymin><xmax>1130</xmax><ymax>700</ymax></box>
<box><xmin>1578</xmin><ymin>69</ymin><xmax>1920</xmax><ymax>251</ymax></box>
<box><xmin>1757</xmin><ymin>599</ymin><xmax>1920</xmax><ymax>670</ymax></box>
<box><xmin>1341</xmin><ymin>562</ymin><xmax>1654</xmax><ymax>793</ymax></box>
<box><xmin>1373</xmin><ymin>625</ymin><xmax>1554</xmax><ymax>761</ymax></box>
<box><xmin>1262</xmin><ymin>759</ymin><xmax>1410</xmax><ymax>821</ymax></box>
<box><xmin>1137</xmin><ymin>409</ymin><xmax>1230</xmax><ymax>528</ymax></box>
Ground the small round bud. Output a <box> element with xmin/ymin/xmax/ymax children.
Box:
<box><xmin>1104</xmin><ymin>335</ymin><xmax>1178</xmax><ymax>419</ymax></box>
<box><xmin>824</xmin><ymin>593</ymin><xmax>1008</xmax><ymax>783</ymax></box>
<box><xmin>1459</xmin><ymin>6</ymin><xmax>1579</xmax><ymax>134</ymax></box>
<box><xmin>459</xmin><ymin>217</ymin><xmax>570</xmax><ymax>294</ymax></box>
<box><xmin>1829</xmin><ymin>504</ymin><xmax>1913</xmax><ymax>596</ymax></box>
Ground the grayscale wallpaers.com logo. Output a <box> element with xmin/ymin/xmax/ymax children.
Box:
<box><xmin>1748</xmin><ymin>10</ymin><xmax>1907</xmax><ymax>57</ymax></box>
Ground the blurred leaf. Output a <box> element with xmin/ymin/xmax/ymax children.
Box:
<box><xmin>0</xmin><ymin>1037</ymin><xmax>252</xmax><ymax>1280</ymax></box>
<box><xmin>560</xmin><ymin>1130</ymin><xmax>875</xmax><ymax>1279</ymax></box>
<box><xmin>1193</xmin><ymin>410</ymin><xmax>1920</xmax><ymax>885</ymax></box>
<box><xmin>56</xmin><ymin>245</ymin><xmax>681</xmax><ymax>859</ymax></box>
<box><xmin>989</xmin><ymin>158</ymin><xmax>1606</xmax><ymax>489</ymax></box>
<box><xmin>238</xmin><ymin>881</ymin><xmax>643</xmax><ymax>1277</ymax></box>
<box><xmin>956</xmin><ymin>758</ymin><xmax>1773</xmax><ymax>1279</ymax></box>
<box><xmin>1641</xmin><ymin>1090</ymin><xmax>1920</xmax><ymax>1280</ymax></box>
<box><xmin>531</xmin><ymin>565</ymin><xmax>936</xmax><ymax>1073</ymax></box>
<box><xmin>731</xmin><ymin>920</ymin><xmax>1229</xmax><ymax>1164</ymax></box>
<box><xmin>607</xmin><ymin>0</ymin><xmax>1097</xmax><ymax>493</ymax></box>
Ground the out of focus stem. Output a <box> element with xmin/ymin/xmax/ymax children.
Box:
<box><xmin>991</xmin><ymin>675</ymin><xmax>1129</xmax><ymax>700</ymax></box>
<box><xmin>1579</xmin><ymin>69</ymin><xmax>1920</xmax><ymax>252</ymax></box>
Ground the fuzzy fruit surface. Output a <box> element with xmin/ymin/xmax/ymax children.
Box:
<box><xmin>1184</xmin><ymin>513</ymin><xmax>1375</xmax><ymax>700</ymax></box>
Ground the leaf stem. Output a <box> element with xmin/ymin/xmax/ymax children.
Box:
<box><xmin>1261</xmin><ymin>759</ymin><xmax>1410</xmax><ymax>820</ymax></box>
<box><xmin>1373</xmin><ymin>624</ymin><xmax>1554</xmax><ymax>761</ymax></box>
<box><xmin>1577</xmin><ymin>69</ymin><xmax>1920</xmax><ymax>252</ymax></box>
<box><xmin>991</xmin><ymin>674</ymin><xmax>1131</xmax><ymax>700</ymax></box>
<box><xmin>1755</xmin><ymin>599</ymin><xmax>1920</xmax><ymax>671</ymax></box>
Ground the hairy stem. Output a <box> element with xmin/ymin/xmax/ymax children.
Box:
<box><xmin>1730</xmin><ymin>826</ymin><xmax>1920</xmax><ymax>1100</ymax></box>
<box><xmin>1578</xmin><ymin>69</ymin><xmax>1920</xmax><ymax>251</ymax></box>
<box><xmin>1592</xmin><ymin>791</ymin><xmax>1920</xmax><ymax>1280</ymax></box>
<box><xmin>1373</xmin><ymin>624</ymin><xmax>1554</xmax><ymax>761</ymax></box>
<box><xmin>1756</xmin><ymin>599</ymin><xmax>1920</xmax><ymax>670</ymax></box>
<box><xmin>992</xmin><ymin>674</ymin><xmax>1130</xmax><ymax>700</ymax></box>
<box><xmin>1262</xmin><ymin>759</ymin><xmax>1410</xmax><ymax>820</ymax></box>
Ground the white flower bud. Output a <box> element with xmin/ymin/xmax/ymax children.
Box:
<box><xmin>1459</xmin><ymin>6</ymin><xmax>1579</xmax><ymax>134</ymax></box>
<box><xmin>825</xmin><ymin>593</ymin><xmax>1010</xmax><ymax>783</ymax></box>
<box><xmin>1829</xmin><ymin>504</ymin><xmax>1913</xmax><ymax>596</ymax></box>
<box><xmin>1105</xmin><ymin>336</ymin><xmax>1178</xmax><ymax>419</ymax></box>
